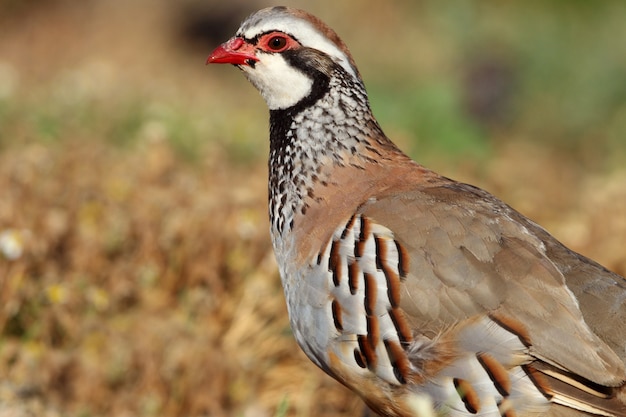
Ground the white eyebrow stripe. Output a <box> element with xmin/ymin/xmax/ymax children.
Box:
<box><xmin>238</xmin><ymin>17</ymin><xmax>358</xmax><ymax>80</ymax></box>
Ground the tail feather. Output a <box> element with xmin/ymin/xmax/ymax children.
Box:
<box><xmin>532</xmin><ymin>361</ymin><xmax>626</xmax><ymax>417</ymax></box>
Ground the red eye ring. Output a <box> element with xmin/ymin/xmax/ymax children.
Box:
<box><xmin>259</xmin><ymin>32</ymin><xmax>297</xmax><ymax>53</ymax></box>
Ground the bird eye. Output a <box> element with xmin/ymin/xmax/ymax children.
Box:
<box><xmin>268</xmin><ymin>35</ymin><xmax>288</xmax><ymax>51</ymax></box>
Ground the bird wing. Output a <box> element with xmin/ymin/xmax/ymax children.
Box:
<box><xmin>359</xmin><ymin>179</ymin><xmax>626</xmax><ymax>387</ymax></box>
<box><xmin>530</xmin><ymin>219</ymin><xmax>626</xmax><ymax>360</ymax></box>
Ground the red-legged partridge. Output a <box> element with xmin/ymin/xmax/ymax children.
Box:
<box><xmin>208</xmin><ymin>7</ymin><xmax>626</xmax><ymax>417</ymax></box>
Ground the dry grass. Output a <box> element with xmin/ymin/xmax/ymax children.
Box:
<box><xmin>0</xmin><ymin>140</ymin><xmax>364</xmax><ymax>417</ymax></box>
<box><xmin>0</xmin><ymin>2</ymin><xmax>625</xmax><ymax>417</ymax></box>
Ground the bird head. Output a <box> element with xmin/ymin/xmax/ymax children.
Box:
<box><xmin>207</xmin><ymin>6</ymin><xmax>362</xmax><ymax>110</ymax></box>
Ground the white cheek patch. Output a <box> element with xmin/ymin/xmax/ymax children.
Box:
<box><xmin>242</xmin><ymin>53</ymin><xmax>314</xmax><ymax>110</ymax></box>
<box><xmin>240</xmin><ymin>18</ymin><xmax>358</xmax><ymax>80</ymax></box>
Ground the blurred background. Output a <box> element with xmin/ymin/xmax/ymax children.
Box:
<box><xmin>0</xmin><ymin>1</ymin><xmax>625</xmax><ymax>416</ymax></box>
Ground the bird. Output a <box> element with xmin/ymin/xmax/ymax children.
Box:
<box><xmin>207</xmin><ymin>6</ymin><xmax>626</xmax><ymax>417</ymax></box>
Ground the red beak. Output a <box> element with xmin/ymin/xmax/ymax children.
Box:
<box><xmin>206</xmin><ymin>37</ymin><xmax>259</xmax><ymax>66</ymax></box>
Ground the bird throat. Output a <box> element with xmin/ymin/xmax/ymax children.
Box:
<box><xmin>267</xmin><ymin>70</ymin><xmax>381</xmax><ymax>243</ymax></box>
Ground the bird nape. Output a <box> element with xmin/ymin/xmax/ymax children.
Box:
<box><xmin>208</xmin><ymin>6</ymin><xmax>626</xmax><ymax>417</ymax></box>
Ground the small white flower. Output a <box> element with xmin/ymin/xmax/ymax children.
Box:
<box><xmin>0</xmin><ymin>229</ymin><xmax>27</xmax><ymax>260</ymax></box>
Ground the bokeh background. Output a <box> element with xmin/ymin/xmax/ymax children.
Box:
<box><xmin>1</xmin><ymin>1</ymin><xmax>625</xmax><ymax>416</ymax></box>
